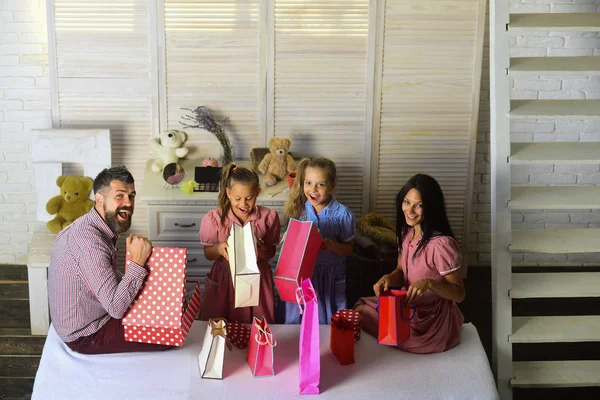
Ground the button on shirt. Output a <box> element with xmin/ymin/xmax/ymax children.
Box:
<box><xmin>48</xmin><ymin>208</ymin><xmax>147</xmax><ymax>343</ymax></box>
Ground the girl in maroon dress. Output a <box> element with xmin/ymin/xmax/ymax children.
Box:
<box><xmin>199</xmin><ymin>164</ymin><xmax>280</xmax><ymax>323</ymax></box>
<box><xmin>355</xmin><ymin>174</ymin><xmax>465</xmax><ymax>353</ymax></box>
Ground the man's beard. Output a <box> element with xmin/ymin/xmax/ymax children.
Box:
<box><xmin>104</xmin><ymin>204</ymin><xmax>132</xmax><ymax>235</ymax></box>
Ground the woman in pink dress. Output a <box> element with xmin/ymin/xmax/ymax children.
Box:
<box><xmin>355</xmin><ymin>174</ymin><xmax>465</xmax><ymax>353</ymax></box>
<box><xmin>199</xmin><ymin>163</ymin><xmax>280</xmax><ymax>323</ymax></box>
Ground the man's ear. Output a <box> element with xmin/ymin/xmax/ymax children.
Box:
<box><xmin>95</xmin><ymin>192</ymin><xmax>103</xmax><ymax>205</ymax></box>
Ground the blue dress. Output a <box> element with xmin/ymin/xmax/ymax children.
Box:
<box><xmin>282</xmin><ymin>197</ymin><xmax>356</xmax><ymax>324</ymax></box>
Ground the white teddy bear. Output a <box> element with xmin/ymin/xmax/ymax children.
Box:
<box><xmin>150</xmin><ymin>130</ymin><xmax>190</xmax><ymax>173</ymax></box>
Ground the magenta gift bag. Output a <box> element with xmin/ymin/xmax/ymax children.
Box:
<box><xmin>296</xmin><ymin>278</ymin><xmax>320</xmax><ymax>395</ymax></box>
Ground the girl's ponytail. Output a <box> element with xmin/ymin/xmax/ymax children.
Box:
<box><xmin>284</xmin><ymin>158</ymin><xmax>310</xmax><ymax>219</ymax></box>
<box><xmin>218</xmin><ymin>163</ymin><xmax>237</xmax><ymax>226</ymax></box>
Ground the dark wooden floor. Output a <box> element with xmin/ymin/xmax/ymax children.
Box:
<box><xmin>2</xmin><ymin>263</ymin><xmax>600</xmax><ymax>399</ymax></box>
<box><xmin>0</xmin><ymin>265</ymin><xmax>43</xmax><ymax>400</ymax></box>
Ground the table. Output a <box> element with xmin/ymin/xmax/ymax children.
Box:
<box><xmin>32</xmin><ymin>321</ymin><xmax>498</xmax><ymax>400</ymax></box>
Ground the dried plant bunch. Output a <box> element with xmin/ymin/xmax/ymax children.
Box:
<box><xmin>180</xmin><ymin>106</ymin><xmax>233</xmax><ymax>164</ymax></box>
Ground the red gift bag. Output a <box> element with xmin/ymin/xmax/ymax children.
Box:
<box><xmin>330</xmin><ymin>313</ymin><xmax>356</xmax><ymax>365</ymax></box>
<box><xmin>247</xmin><ymin>317</ymin><xmax>276</xmax><ymax>377</ymax></box>
<box><xmin>377</xmin><ymin>289</ymin><xmax>415</xmax><ymax>346</ymax></box>
<box><xmin>274</xmin><ymin>219</ymin><xmax>323</xmax><ymax>302</ymax></box>
<box><xmin>122</xmin><ymin>247</ymin><xmax>201</xmax><ymax>347</ymax></box>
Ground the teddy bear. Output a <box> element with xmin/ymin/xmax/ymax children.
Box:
<box><xmin>46</xmin><ymin>176</ymin><xmax>94</xmax><ymax>233</ymax></box>
<box><xmin>258</xmin><ymin>137</ymin><xmax>296</xmax><ymax>187</ymax></box>
<box><xmin>150</xmin><ymin>130</ymin><xmax>190</xmax><ymax>173</ymax></box>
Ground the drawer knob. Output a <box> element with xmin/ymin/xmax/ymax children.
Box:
<box><xmin>174</xmin><ymin>222</ymin><xmax>196</xmax><ymax>228</ymax></box>
<box><xmin>188</xmin><ymin>258</ymin><xmax>197</xmax><ymax>263</ymax></box>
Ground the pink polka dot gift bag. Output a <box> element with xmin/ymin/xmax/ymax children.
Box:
<box><xmin>122</xmin><ymin>247</ymin><xmax>201</xmax><ymax>347</ymax></box>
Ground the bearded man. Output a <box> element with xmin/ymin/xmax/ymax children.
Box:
<box><xmin>48</xmin><ymin>165</ymin><xmax>170</xmax><ymax>354</ymax></box>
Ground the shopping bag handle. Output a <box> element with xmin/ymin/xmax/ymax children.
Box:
<box><xmin>295</xmin><ymin>283</ymin><xmax>317</xmax><ymax>315</ymax></box>
<box><xmin>401</xmin><ymin>302</ymin><xmax>417</xmax><ymax>321</ymax></box>
<box><xmin>376</xmin><ymin>287</ymin><xmax>416</xmax><ymax>320</ymax></box>
<box><xmin>209</xmin><ymin>318</ymin><xmax>232</xmax><ymax>351</ymax></box>
<box><xmin>253</xmin><ymin>322</ymin><xmax>277</xmax><ymax>347</ymax></box>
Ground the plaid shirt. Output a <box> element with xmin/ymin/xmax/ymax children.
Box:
<box><xmin>48</xmin><ymin>208</ymin><xmax>147</xmax><ymax>343</ymax></box>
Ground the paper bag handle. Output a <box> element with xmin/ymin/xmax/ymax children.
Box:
<box><xmin>209</xmin><ymin>318</ymin><xmax>233</xmax><ymax>351</ymax></box>
<box><xmin>295</xmin><ymin>284</ymin><xmax>317</xmax><ymax>315</ymax></box>
<box><xmin>253</xmin><ymin>322</ymin><xmax>277</xmax><ymax>347</ymax></box>
<box><xmin>401</xmin><ymin>302</ymin><xmax>417</xmax><ymax>321</ymax></box>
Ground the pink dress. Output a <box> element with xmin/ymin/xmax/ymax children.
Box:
<box><xmin>355</xmin><ymin>229</ymin><xmax>464</xmax><ymax>353</ymax></box>
<box><xmin>199</xmin><ymin>206</ymin><xmax>280</xmax><ymax>324</ymax></box>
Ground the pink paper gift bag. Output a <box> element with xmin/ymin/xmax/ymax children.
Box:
<box><xmin>297</xmin><ymin>278</ymin><xmax>320</xmax><ymax>395</ymax></box>
<box><xmin>274</xmin><ymin>219</ymin><xmax>322</xmax><ymax>302</ymax></box>
<box><xmin>247</xmin><ymin>316</ymin><xmax>277</xmax><ymax>377</ymax></box>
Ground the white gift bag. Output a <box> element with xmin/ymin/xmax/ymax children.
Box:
<box><xmin>198</xmin><ymin>318</ymin><xmax>231</xmax><ymax>379</ymax></box>
<box><xmin>228</xmin><ymin>223</ymin><xmax>261</xmax><ymax>308</ymax></box>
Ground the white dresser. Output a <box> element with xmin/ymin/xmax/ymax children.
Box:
<box><xmin>140</xmin><ymin>159</ymin><xmax>289</xmax><ymax>286</ymax></box>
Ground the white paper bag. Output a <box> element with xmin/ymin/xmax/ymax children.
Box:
<box><xmin>198</xmin><ymin>318</ymin><xmax>230</xmax><ymax>379</ymax></box>
<box><xmin>228</xmin><ymin>223</ymin><xmax>261</xmax><ymax>308</ymax></box>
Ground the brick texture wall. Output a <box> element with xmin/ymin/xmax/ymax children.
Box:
<box><xmin>0</xmin><ymin>0</ymin><xmax>51</xmax><ymax>264</ymax></box>
<box><xmin>469</xmin><ymin>0</ymin><xmax>600</xmax><ymax>267</ymax></box>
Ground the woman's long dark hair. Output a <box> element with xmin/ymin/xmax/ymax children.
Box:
<box><xmin>396</xmin><ymin>174</ymin><xmax>454</xmax><ymax>258</ymax></box>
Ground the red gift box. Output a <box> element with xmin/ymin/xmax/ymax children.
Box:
<box><xmin>333</xmin><ymin>309</ymin><xmax>362</xmax><ymax>342</ymax></box>
<box><xmin>228</xmin><ymin>321</ymin><xmax>250</xmax><ymax>349</ymax></box>
<box><xmin>274</xmin><ymin>219</ymin><xmax>322</xmax><ymax>302</ymax></box>
<box><xmin>330</xmin><ymin>313</ymin><xmax>356</xmax><ymax>365</ymax></box>
<box><xmin>122</xmin><ymin>247</ymin><xmax>201</xmax><ymax>347</ymax></box>
<box><xmin>377</xmin><ymin>289</ymin><xmax>415</xmax><ymax>346</ymax></box>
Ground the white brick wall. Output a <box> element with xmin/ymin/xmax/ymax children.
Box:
<box><xmin>469</xmin><ymin>1</ymin><xmax>600</xmax><ymax>267</ymax></box>
<box><xmin>0</xmin><ymin>0</ymin><xmax>51</xmax><ymax>264</ymax></box>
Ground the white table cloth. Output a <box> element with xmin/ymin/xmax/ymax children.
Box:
<box><xmin>32</xmin><ymin>321</ymin><xmax>498</xmax><ymax>400</ymax></box>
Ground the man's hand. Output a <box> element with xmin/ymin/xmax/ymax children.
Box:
<box><xmin>126</xmin><ymin>234</ymin><xmax>153</xmax><ymax>267</ymax></box>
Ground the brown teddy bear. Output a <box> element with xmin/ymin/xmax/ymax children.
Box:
<box><xmin>46</xmin><ymin>176</ymin><xmax>94</xmax><ymax>233</ymax></box>
<box><xmin>258</xmin><ymin>137</ymin><xmax>297</xmax><ymax>186</ymax></box>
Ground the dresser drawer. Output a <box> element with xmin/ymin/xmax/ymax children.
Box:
<box><xmin>186</xmin><ymin>246</ymin><xmax>212</xmax><ymax>293</ymax></box>
<box><xmin>148</xmin><ymin>205</ymin><xmax>213</xmax><ymax>242</ymax></box>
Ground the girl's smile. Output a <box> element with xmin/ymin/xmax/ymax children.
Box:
<box><xmin>226</xmin><ymin>182</ymin><xmax>259</xmax><ymax>223</ymax></box>
<box><xmin>304</xmin><ymin>167</ymin><xmax>334</xmax><ymax>213</ymax></box>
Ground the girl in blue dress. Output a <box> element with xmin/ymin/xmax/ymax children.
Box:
<box><xmin>282</xmin><ymin>157</ymin><xmax>355</xmax><ymax>324</ymax></box>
